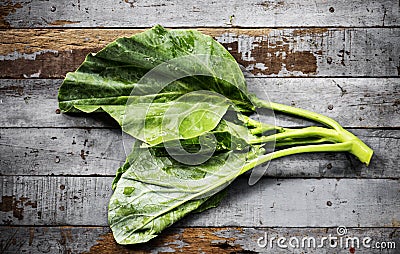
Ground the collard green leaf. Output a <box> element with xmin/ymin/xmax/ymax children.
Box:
<box><xmin>58</xmin><ymin>25</ymin><xmax>374</xmax><ymax>247</ymax></box>
<box><xmin>58</xmin><ymin>25</ymin><xmax>253</xmax><ymax>114</ymax></box>
<box><xmin>58</xmin><ymin>25</ymin><xmax>256</xmax><ymax>147</ymax></box>
<box><xmin>147</xmin><ymin>117</ymin><xmax>260</xmax><ymax>153</ymax></box>
<box><xmin>108</xmin><ymin>142</ymin><xmax>264</xmax><ymax>244</ymax></box>
<box><xmin>122</xmin><ymin>91</ymin><xmax>232</xmax><ymax>146</ymax></box>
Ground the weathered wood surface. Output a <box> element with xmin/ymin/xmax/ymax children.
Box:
<box><xmin>1</xmin><ymin>128</ymin><xmax>399</xmax><ymax>178</ymax></box>
<box><xmin>0</xmin><ymin>226</ymin><xmax>398</xmax><ymax>253</ymax></box>
<box><xmin>0</xmin><ymin>177</ymin><xmax>399</xmax><ymax>227</ymax></box>
<box><xmin>1</xmin><ymin>0</ymin><xmax>399</xmax><ymax>28</ymax></box>
<box><xmin>1</xmin><ymin>1</ymin><xmax>399</xmax><ymax>253</ymax></box>
<box><xmin>0</xmin><ymin>128</ymin><xmax>125</xmax><ymax>176</ymax></box>
<box><xmin>1</xmin><ymin>28</ymin><xmax>399</xmax><ymax>78</ymax></box>
<box><xmin>1</xmin><ymin>78</ymin><xmax>399</xmax><ymax>128</ymax></box>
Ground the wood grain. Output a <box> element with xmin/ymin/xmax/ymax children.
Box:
<box><xmin>0</xmin><ymin>128</ymin><xmax>125</xmax><ymax>176</ymax></box>
<box><xmin>1</xmin><ymin>0</ymin><xmax>399</xmax><ymax>28</ymax></box>
<box><xmin>1</xmin><ymin>1</ymin><xmax>399</xmax><ymax>253</ymax></box>
<box><xmin>1</xmin><ymin>28</ymin><xmax>399</xmax><ymax>78</ymax></box>
<box><xmin>0</xmin><ymin>177</ymin><xmax>398</xmax><ymax>227</ymax></box>
<box><xmin>1</xmin><ymin>128</ymin><xmax>399</xmax><ymax>178</ymax></box>
<box><xmin>1</xmin><ymin>78</ymin><xmax>399</xmax><ymax>128</ymax></box>
<box><xmin>0</xmin><ymin>226</ymin><xmax>398</xmax><ymax>253</ymax></box>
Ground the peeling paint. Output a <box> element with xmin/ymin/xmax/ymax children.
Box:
<box><xmin>49</xmin><ymin>20</ymin><xmax>81</xmax><ymax>26</ymax></box>
<box><xmin>0</xmin><ymin>30</ymin><xmax>127</xmax><ymax>55</ymax></box>
<box><xmin>217</xmin><ymin>33</ymin><xmax>318</xmax><ymax>75</ymax></box>
<box><xmin>60</xmin><ymin>228</ymin><xmax>73</xmax><ymax>245</ymax></box>
<box><xmin>0</xmin><ymin>49</ymin><xmax>91</xmax><ymax>78</ymax></box>
<box><xmin>390</xmin><ymin>218</ymin><xmax>400</xmax><ymax>227</ymax></box>
<box><xmin>82</xmin><ymin>228</ymin><xmax>252</xmax><ymax>253</ymax></box>
<box><xmin>257</xmin><ymin>0</ymin><xmax>285</xmax><ymax>10</ymax></box>
<box><xmin>0</xmin><ymin>50</ymin><xmax>59</xmax><ymax>61</ymax></box>
<box><xmin>201</xmin><ymin>28</ymin><xmax>272</xmax><ymax>37</ymax></box>
<box><xmin>23</xmin><ymin>70</ymin><xmax>41</xmax><ymax>78</ymax></box>
<box><xmin>82</xmin><ymin>232</ymin><xmax>133</xmax><ymax>254</ymax></box>
<box><xmin>0</xmin><ymin>28</ymin><xmax>398</xmax><ymax>78</ymax></box>
<box><xmin>0</xmin><ymin>196</ymin><xmax>37</xmax><ymax>221</ymax></box>
<box><xmin>0</xmin><ymin>227</ymin><xmax>398</xmax><ymax>253</ymax></box>
<box><xmin>255</xmin><ymin>62</ymin><xmax>267</xmax><ymax>71</ymax></box>
<box><xmin>29</xmin><ymin>227</ymin><xmax>34</xmax><ymax>246</ymax></box>
<box><xmin>292</xmin><ymin>28</ymin><xmax>328</xmax><ymax>36</ymax></box>
<box><xmin>0</xmin><ymin>1</ymin><xmax>23</xmax><ymax>28</ymax></box>
<box><xmin>124</xmin><ymin>0</ymin><xmax>136</xmax><ymax>8</ymax></box>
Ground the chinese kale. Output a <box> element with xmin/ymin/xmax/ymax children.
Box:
<box><xmin>58</xmin><ymin>25</ymin><xmax>373</xmax><ymax>245</ymax></box>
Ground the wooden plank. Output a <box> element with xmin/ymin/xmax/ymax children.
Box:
<box><xmin>1</xmin><ymin>78</ymin><xmax>399</xmax><ymax>128</ymax></box>
<box><xmin>1</xmin><ymin>0</ymin><xmax>399</xmax><ymax>28</ymax></box>
<box><xmin>1</xmin><ymin>128</ymin><xmax>399</xmax><ymax>178</ymax></box>
<box><xmin>0</xmin><ymin>28</ymin><xmax>399</xmax><ymax>78</ymax></box>
<box><xmin>0</xmin><ymin>79</ymin><xmax>119</xmax><ymax>128</ymax></box>
<box><xmin>0</xmin><ymin>226</ymin><xmax>398</xmax><ymax>253</ymax></box>
<box><xmin>0</xmin><ymin>128</ymin><xmax>125</xmax><ymax>176</ymax></box>
<box><xmin>247</xmin><ymin>78</ymin><xmax>400</xmax><ymax>128</ymax></box>
<box><xmin>0</xmin><ymin>177</ymin><xmax>398</xmax><ymax>227</ymax></box>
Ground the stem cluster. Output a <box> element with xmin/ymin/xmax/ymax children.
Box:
<box><xmin>238</xmin><ymin>96</ymin><xmax>374</xmax><ymax>174</ymax></box>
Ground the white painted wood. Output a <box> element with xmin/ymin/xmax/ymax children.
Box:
<box><xmin>2</xmin><ymin>0</ymin><xmax>399</xmax><ymax>28</ymax></box>
<box><xmin>217</xmin><ymin>28</ymin><xmax>400</xmax><ymax>77</ymax></box>
<box><xmin>0</xmin><ymin>177</ymin><xmax>398</xmax><ymax>227</ymax></box>
<box><xmin>0</xmin><ymin>227</ymin><xmax>109</xmax><ymax>254</ymax></box>
<box><xmin>186</xmin><ymin>178</ymin><xmax>400</xmax><ymax>228</ymax></box>
<box><xmin>0</xmin><ymin>128</ymin><xmax>125</xmax><ymax>176</ymax></box>
<box><xmin>1</xmin><ymin>1</ymin><xmax>398</xmax><ymax>252</ymax></box>
<box><xmin>0</xmin><ymin>79</ymin><xmax>118</xmax><ymax>128</ymax></box>
<box><xmin>1</xmin><ymin>28</ymin><xmax>399</xmax><ymax>77</ymax></box>
<box><xmin>246</xmin><ymin>77</ymin><xmax>400</xmax><ymax>128</ymax></box>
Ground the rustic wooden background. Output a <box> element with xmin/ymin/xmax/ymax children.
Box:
<box><xmin>1</xmin><ymin>0</ymin><xmax>399</xmax><ymax>253</ymax></box>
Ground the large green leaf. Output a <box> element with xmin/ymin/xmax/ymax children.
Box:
<box><xmin>58</xmin><ymin>25</ymin><xmax>253</xmax><ymax>112</ymax></box>
<box><xmin>58</xmin><ymin>25</ymin><xmax>255</xmax><ymax>146</ymax></box>
<box><xmin>122</xmin><ymin>91</ymin><xmax>232</xmax><ymax>146</ymax></box>
<box><xmin>147</xmin><ymin>117</ymin><xmax>260</xmax><ymax>153</ymax></box>
<box><xmin>57</xmin><ymin>25</ymin><xmax>374</xmax><ymax>247</ymax></box>
<box><xmin>108</xmin><ymin>142</ymin><xmax>263</xmax><ymax>244</ymax></box>
<box><xmin>111</xmin><ymin>115</ymin><xmax>260</xmax><ymax>190</ymax></box>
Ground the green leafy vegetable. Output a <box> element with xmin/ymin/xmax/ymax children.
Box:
<box><xmin>58</xmin><ymin>25</ymin><xmax>373</xmax><ymax>245</ymax></box>
<box><xmin>109</xmin><ymin>142</ymin><xmax>262</xmax><ymax>244</ymax></box>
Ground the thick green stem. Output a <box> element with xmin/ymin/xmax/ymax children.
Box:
<box><xmin>336</xmin><ymin>129</ymin><xmax>374</xmax><ymax>166</ymax></box>
<box><xmin>240</xmin><ymin>142</ymin><xmax>354</xmax><ymax>174</ymax></box>
<box><xmin>251</xmin><ymin>96</ymin><xmax>343</xmax><ymax>131</ymax></box>
<box><xmin>250</xmin><ymin>125</ymin><xmax>280</xmax><ymax>135</ymax></box>
<box><xmin>275</xmin><ymin>137</ymin><xmax>330</xmax><ymax>147</ymax></box>
<box><xmin>239</xmin><ymin>115</ymin><xmax>284</xmax><ymax>134</ymax></box>
<box><xmin>249</xmin><ymin>126</ymin><xmax>341</xmax><ymax>145</ymax></box>
<box><xmin>250</xmin><ymin>96</ymin><xmax>373</xmax><ymax>165</ymax></box>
